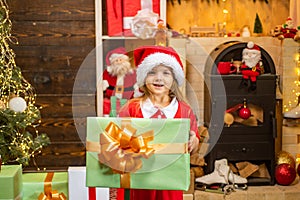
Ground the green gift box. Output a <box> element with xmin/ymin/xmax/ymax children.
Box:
<box><xmin>22</xmin><ymin>172</ymin><xmax>68</xmax><ymax>200</ymax></box>
<box><xmin>0</xmin><ymin>165</ymin><xmax>22</xmax><ymax>200</ymax></box>
<box><xmin>86</xmin><ymin>117</ymin><xmax>190</xmax><ymax>190</ymax></box>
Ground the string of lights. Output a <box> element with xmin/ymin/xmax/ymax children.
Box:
<box><xmin>0</xmin><ymin>0</ymin><xmax>49</xmax><ymax>167</ymax></box>
<box><xmin>283</xmin><ymin>47</ymin><xmax>300</xmax><ymax>113</ymax></box>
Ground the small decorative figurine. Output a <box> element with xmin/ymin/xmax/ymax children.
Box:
<box><xmin>102</xmin><ymin>47</ymin><xmax>137</xmax><ymax>115</ymax></box>
<box><xmin>240</xmin><ymin>41</ymin><xmax>263</xmax><ymax>91</ymax></box>
<box><xmin>278</xmin><ymin>17</ymin><xmax>299</xmax><ymax>41</ymax></box>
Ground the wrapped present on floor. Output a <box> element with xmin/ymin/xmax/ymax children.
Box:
<box><xmin>86</xmin><ymin>117</ymin><xmax>190</xmax><ymax>190</ymax></box>
<box><xmin>68</xmin><ymin>166</ymin><xmax>109</xmax><ymax>200</ymax></box>
<box><xmin>122</xmin><ymin>0</ymin><xmax>160</xmax><ymax>36</ymax></box>
<box><xmin>0</xmin><ymin>165</ymin><xmax>22</xmax><ymax>200</ymax></box>
<box><xmin>22</xmin><ymin>172</ymin><xmax>68</xmax><ymax>200</ymax></box>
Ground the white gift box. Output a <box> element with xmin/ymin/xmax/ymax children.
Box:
<box><xmin>68</xmin><ymin>166</ymin><xmax>109</xmax><ymax>200</ymax></box>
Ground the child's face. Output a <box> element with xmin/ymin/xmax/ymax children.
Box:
<box><xmin>145</xmin><ymin>65</ymin><xmax>174</xmax><ymax>96</ymax></box>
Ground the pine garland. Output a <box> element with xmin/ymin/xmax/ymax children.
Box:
<box><xmin>0</xmin><ymin>0</ymin><xmax>50</xmax><ymax>166</ymax></box>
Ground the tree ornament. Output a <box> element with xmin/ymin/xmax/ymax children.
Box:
<box><xmin>8</xmin><ymin>96</ymin><xmax>27</xmax><ymax>112</ymax></box>
<box><xmin>276</xmin><ymin>151</ymin><xmax>296</xmax><ymax>168</ymax></box>
<box><xmin>275</xmin><ymin>163</ymin><xmax>296</xmax><ymax>186</ymax></box>
<box><xmin>238</xmin><ymin>99</ymin><xmax>251</xmax><ymax>119</ymax></box>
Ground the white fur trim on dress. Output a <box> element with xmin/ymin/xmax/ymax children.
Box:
<box><xmin>136</xmin><ymin>52</ymin><xmax>184</xmax><ymax>87</ymax></box>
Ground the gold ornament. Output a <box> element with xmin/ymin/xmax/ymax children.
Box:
<box><xmin>276</xmin><ymin>151</ymin><xmax>296</xmax><ymax>168</ymax></box>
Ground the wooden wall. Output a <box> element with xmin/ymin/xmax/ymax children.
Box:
<box><xmin>7</xmin><ymin>0</ymin><xmax>96</xmax><ymax>170</ymax></box>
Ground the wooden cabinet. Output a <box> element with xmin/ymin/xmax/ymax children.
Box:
<box><xmin>204</xmin><ymin>41</ymin><xmax>277</xmax><ymax>185</ymax></box>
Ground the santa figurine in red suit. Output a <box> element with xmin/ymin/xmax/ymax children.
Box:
<box><xmin>278</xmin><ymin>17</ymin><xmax>299</xmax><ymax>41</ymax></box>
<box><xmin>118</xmin><ymin>45</ymin><xmax>200</xmax><ymax>200</ymax></box>
<box><xmin>239</xmin><ymin>41</ymin><xmax>263</xmax><ymax>91</ymax></box>
<box><xmin>102</xmin><ymin>47</ymin><xmax>137</xmax><ymax>115</ymax></box>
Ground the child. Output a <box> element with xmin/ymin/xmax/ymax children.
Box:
<box><xmin>118</xmin><ymin>45</ymin><xmax>200</xmax><ymax>200</ymax></box>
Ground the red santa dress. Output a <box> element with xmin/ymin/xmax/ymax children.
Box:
<box><xmin>118</xmin><ymin>97</ymin><xmax>199</xmax><ymax>200</ymax></box>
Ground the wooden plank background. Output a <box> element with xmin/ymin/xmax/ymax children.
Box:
<box><xmin>7</xmin><ymin>0</ymin><xmax>98</xmax><ymax>170</ymax></box>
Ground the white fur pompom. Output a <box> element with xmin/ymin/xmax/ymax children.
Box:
<box><xmin>247</xmin><ymin>41</ymin><xmax>254</xmax><ymax>49</ymax></box>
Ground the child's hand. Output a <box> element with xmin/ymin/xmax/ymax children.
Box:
<box><xmin>188</xmin><ymin>131</ymin><xmax>199</xmax><ymax>154</ymax></box>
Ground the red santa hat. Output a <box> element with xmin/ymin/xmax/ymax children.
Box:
<box><xmin>245</xmin><ymin>41</ymin><xmax>260</xmax><ymax>52</ymax></box>
<box><xmin>134</xmin><ymin>45</ymin><xmax>184</xmax><ymax>87</ymax></box>
<box><xmin>105</xmin><ymin>47</ymin><xmax>128</xmax><ymax>67</ymax></box>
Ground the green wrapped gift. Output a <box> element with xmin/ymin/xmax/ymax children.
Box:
<box><xmin>22</xmin><ymin>172</ymin><xmax>68</xmax><ymax>200</ymax></box>
<box><xmin>86</xmin><ymin>117</ymin><xmax>190</xmax><ymax>190</ymax></box>
<box><xmin>0</xmin><ymin>165</ymin><xmax>22</xmax><ymax>200</ymax></box>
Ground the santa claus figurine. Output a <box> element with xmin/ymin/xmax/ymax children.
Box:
<box><xmin>278</xmin><ymin>17</ymin><xmax>299</xmax><ymax>41</ymax></box>
<box><xmin>239</xmin><ymin>41</ymin><xmax>263</xmax><ymax>91</ymax></box>
<box><xmin>102</xmin><ymin>47</ymin><xmax>137</xmax><ymax>115</ymax></box>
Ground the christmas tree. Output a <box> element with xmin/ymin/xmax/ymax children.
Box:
<box><xmin>253</xmin><ymin>13</ymin><xmax>263</xmax><ymax>34</ymax></box>
<box><xmin>0</xmin><ymin>1</ymin><xmax>49</xmax><ymax>166</ymax></box>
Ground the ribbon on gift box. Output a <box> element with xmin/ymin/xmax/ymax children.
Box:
<box><xmin>88</xmin><ymin>187</ymin><xmax>96</xmax><ymax>200</ymax></box>
<box><xmin>38</xmin><ymin>172</ymin><xmax>67</xmax><ymax>200</ymax></box>
<box><xmin>86</xmin><ymin>119</ymin><xmax>188</xmax><ymax>188</ymax></box>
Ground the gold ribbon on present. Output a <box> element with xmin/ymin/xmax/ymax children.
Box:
<box><xmin>38</xmin><ymin>172</ymin><xmax>67</xmax><ymax>200</ymax></box>
<box><xmin>97</xmin><ymin>121</ymin><xmax>155</xmax><ymax>174</ymax></box>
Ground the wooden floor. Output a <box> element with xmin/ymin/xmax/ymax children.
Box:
<box><xmin>193</xmin><ymin>177</ymin><xmax>300</xmax><ymax>200</ymax></box>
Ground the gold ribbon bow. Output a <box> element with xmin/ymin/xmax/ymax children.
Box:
<box><xmin>38</xmin><ymin>172</ymin><xmax>67</xmax><ymax>200</ymax></box>
<box><xmin>97</xmin><ymin>121</ymin><xmax>155</xmax><ymax>174</ymax></box>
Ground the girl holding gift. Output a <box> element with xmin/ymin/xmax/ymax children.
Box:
<box><xmin>118</xmin><ymin>45</ymin><xmax>200</xmax><ymax>200</ymax></box>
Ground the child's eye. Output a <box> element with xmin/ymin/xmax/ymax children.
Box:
<box><xmin>148</xmin><ymin>71</ymin><xmax>156</xmax><ymax>75</ymax></box>
<box><xmin>164</xmin><ymin>71</ymin><xmax>172</xmax><ymax>75</ymax></box>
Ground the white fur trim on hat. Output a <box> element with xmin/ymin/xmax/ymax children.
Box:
<box><xmin>136</xmin><ymin>52</ymin><xmax>184</xmax><ymax>87</ymax></box>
